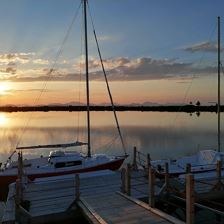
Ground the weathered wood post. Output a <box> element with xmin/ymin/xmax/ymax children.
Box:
<box><xmin>18</xmin><ymin>152</ymin><xmax>23</xmax><ymax>181</ymax></box>
<box><xmin>216</xmin><ymin>160</ymin><xmax>222</xmax><ymax>181</ymax></box>
<box><xmin>186</xmin><ymin>174</ymin><xmax>194</xmax><ymax>224</ymax></box>
<box><xmin>16</xmin><ymin>152</ymin><xmax>23</xmax><ymax>204</ymax></box>
<box><xmin>186</xmin><ymin>163</ymin><xmax>191</xmax><ymax>173</ymax></box>
<box><xmin>125</xmin><ymin>164</ymin><xmax>131</xmax><ymax>196</ymax></box>
<box><xmin>148</xmin><ymin>163</ymin><xmax>155</xmax><ymax>208</ymax></box>
<box><xmin>146</xmin><ymin>153</ymin><xmax>151</xmax><ymax>175</ymax></box>
<box><xmin>132</xmin><ymin>147</ymin><xmax>138</xmax><ymax>170</ymax></box>
<box><xmin>15</xmin><ymin>179</ymin><xmax>22</xmax><ymax>205</ymax></box>
<box><xmin>121</xmin><ymin>168</ymin><xmax>126</xmax><ymax>193</ymax></box>
<box><xmin>165</xmin><ymin>162</ymin><xmax>169</xmax><ymax>191</ymax></box>
<box><xmin>15</xmin><ymin>178</ymin><xmax>21</xmax><ymax>222</ymax></box>
<box><xmin>75</xmin><ymin>174</ymin><xmax>80</xmax><ymax>201</ymax></box>
<box><xmin>15</xmin><ymin>152</ymin><xmax>24</xmax><ymax>223</ymax></box>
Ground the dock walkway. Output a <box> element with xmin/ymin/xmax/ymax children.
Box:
<box><xmin>79</xmin><ymin>193</ymin><xmax>170</xmax><ymax>224</ymax></box>
<box><xmin>77</xmin><ymin>172</ymin><xmax>177</xmax><ymax>224</ymax></box>
<box><xmin>2</xmin><ymin>170</ymin><xmax>182</xmax><ymax>224</ymax></box>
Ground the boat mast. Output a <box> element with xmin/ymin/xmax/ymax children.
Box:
<box><xmin>83</xmin><ymin>0</ymin><xmax>91</xmax><ymax>157</ymax></box>
<box><xmin>218</xmin><ymin>16</ymin><xmax>221</xmax><ymax>152</ymax></box>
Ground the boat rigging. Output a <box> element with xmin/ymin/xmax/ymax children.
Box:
<box><xmin>0</xmin><ymin>0</ymin><xmax>127</xmax><ymax>188</ymax></box>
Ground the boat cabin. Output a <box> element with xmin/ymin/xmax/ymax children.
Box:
<box><xmin>48</xmin><ymin>150</ymin><xmax>83</xmax><ymax>168</ymax></box>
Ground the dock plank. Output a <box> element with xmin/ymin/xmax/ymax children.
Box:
<box><xmin>79</xmin><ymin>194</ymin><xmax>173</xmax><ymax>224</ymax></box>
<box><xmin>2</xmin><ymin>170</ymin><xmax>183</xmax><ymax>224</ymax></box>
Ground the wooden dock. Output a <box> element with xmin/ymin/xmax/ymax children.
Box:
<box><xmin>3</xmin><ymin>148</ymin><xmax>224</xmax><ymax>224</ymax></box>
<box><xmin>2</xmin><ymin>170</ymin><xmax>183</xmax><ymax>224</ymax></box>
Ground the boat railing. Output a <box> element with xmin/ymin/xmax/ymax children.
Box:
<box><xmin>132</xmin><ymin>147</ymin><xmax>156</xmax><ymax>171</ymax></box>
<box><xmin>121</xmin><ymin>163</ymin><xmax>154</xmax><ymax>200</ymax></box>
<box><xmin>130</xmin><ymin>151</ymin><xmax>224</xmax><ymax>224</ymax></box>
<box><xmin>160</xmin><ymin>160</ymin><xmax>224</xmax><ymax>224</ymax></box>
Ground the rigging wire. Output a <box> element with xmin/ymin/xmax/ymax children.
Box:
<box><xmin>172</xmin><ymin>21</ymin><xmax>218</xmax><ymax>125</ymax></box>
<box><xmin>87</xmin><ymin>2</ymin><xmax>127</xmax><ymax>156</ymax></box>
<box><xmin>96</xmin><ymin>134</ymin><xmax>120</xmax><ymax>155</ymax></box>
<box><xmin>220</xmin><ymin>62</ymin><xmax>224</xmax><ymax>115</ymax></box>
<box><xmin>76</xmin><ymin>5</ymin><xmax>84</xmax><ymax>143</ymax></box>
<box><xmin>15</xmin><ymin>2</ymin><xmax>82</xmax><ymax>149</ymax></box>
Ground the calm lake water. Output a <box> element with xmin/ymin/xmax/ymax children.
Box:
<box><xmin>0</xmin><ymin>111</ymin><xmax>223</xmax><ymax>222</ymax></box>
<box><xmin>0</xmin><ymin>111</ymin><xmax>223</xmax><ymax>163</ymax></box>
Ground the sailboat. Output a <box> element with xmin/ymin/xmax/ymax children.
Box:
<box><xmin>0</xmin><ymin>0</ymin><xmax>127</xmax><ymax>187</ymax></box>
<box><xmin>152</xmin><ymin>16</ymin><xmax>224</xmax><ymax>178</ymax></box>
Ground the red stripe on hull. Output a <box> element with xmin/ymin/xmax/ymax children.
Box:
<box><xmin>0</xmin><ymin>157</ymin><xmax>125</xmax><ymax>187</ymax></box>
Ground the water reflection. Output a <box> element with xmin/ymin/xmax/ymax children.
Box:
<box><xmin>0</xmin><ymin>111</ymin><xmax>222</xmax><ymax>164</ymax></box>
<box><xmin>0</xmin><ymin>113</ymin><xmax>8</xmax><ymax>126</ymax></box>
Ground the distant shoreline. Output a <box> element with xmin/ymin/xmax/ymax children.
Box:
<box><xmin>0</xmin><ymin>105</ymin><xmax>222</xmax><ymax>112</ymax></box>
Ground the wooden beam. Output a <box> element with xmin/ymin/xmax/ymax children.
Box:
<box><xmin>132</xmin><ymin>146</ymin><xmax>138</xmax><ymax>170</ymax></box>
<box><xmin>216</xmin><ymin>160</ymin><xmax>222</xmax><ymax>180</ymax></box>
<box><xmin>75</xmin><ymin>174</ymin><xmax>80</xmax><ymax>201</ymax></box>
<box><xmin>121</xmin><ymin>168</ymin><xmax>126</xmax><ymax>193</ymax></box>
<box><xmin>186</xmin><ymin>174</ymin><xmax>194</xmax><ymax>224</ymax></box>
<box><xmin>186</xmin><ymin>163</ymin><xmax>191</xmax><ymax>173</ymax></box>
<box><xmin>79</xmin><ymin>197</ymin><xmax>107</xmax><ymax>224</ymax></box>
<box><xmin>125</xmin><ymin>164</ymin><xmax>131</xmax><ymax>196</ymax></box>
<box><xmin>165</xmin><ymin>162</ymin><xmax>169</xmax><ymax>191</ymax></box>
<box><xmin>148</xmin><ymin>164</ymin><xmax>155</xmax><ymax>207</ymax></box>
<box><xmin>117</xmin><ymin>191</ymin><xmax>185</xmax><ymax>224</ymax></box>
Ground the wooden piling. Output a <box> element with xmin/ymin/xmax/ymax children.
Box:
<box><xmin>146</xmin><ymin>153</ymin><xmax>151</xmax><ymax>175</ymax></box>
<box><xmin>75</xmin><ymin>174</ymin><xmax>80</xmax><ymax>201</ymax></box>
<box><xmin>15</xmin><ymin>179</ymin><xmax>22</xmax><ymax>205</ymax></box>
<box><xmin>132</xmin><ymin>147</ymin><xmax>138</xmax><ymax>170</ymax></box>
<box><xmin>15</xmin><ymin>152</ymin><xmax>25</xmax><ymax>223</ymax></box>
<box><xmin>186</xmin><ymin>163</ymin><xmax>191</xmax><ymax>173</ymax></box>
<box><xmin>147</xmin><ymin>154</ymin><xmax>151</xmax><ymax>168</ymax></box>
<box><xmin>216</xmin><ymin>160</ymin><xmax>222</xmax><ymax>180</ymax></box>
<box><xmin>148</xmin><ymin>164</ymin><xmax>155</xmax><ymax>208</ymax></box>
<box><xmin>15</xmin><ymin>179</ymin><xmax>22</xmax><ymax>222</ymax></box>
<box><xmin>18</xmin><ymin>152</ymin><xmax>23</xmax><ymax>181</ymax></box>
<box><xmin>165</xmin><ymin>162</ymin><xmax>169</xmax><ymax>191</ymax></box>
<box><xmin>16</xmin><ymin>152</ymin><xmax>24</xmax><ymax>204</ymax></box>
<box><xmin>186</xmin><ymin>174</ymin><xmax>194</xmax><ymax>224</ymax></box>
<box><xmin>125</xmin><ymin>164</ymin><xmax>131</xmax><ymax>196</ymax></box>
<box><xmin>121</xmin><ymin>168</ymin><xmax>126</xmax><ymax>193</ymax></box>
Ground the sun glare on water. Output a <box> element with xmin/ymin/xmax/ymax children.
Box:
<box><xmin>0</xmin><ymin>113</ymin><xmax>8</xmax><ymax>126</ymax></box>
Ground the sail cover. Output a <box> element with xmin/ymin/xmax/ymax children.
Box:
<box><xmin>16</xmin><ymin>141</ymin><xmax>87</xmax><ymax>150</ymax></box>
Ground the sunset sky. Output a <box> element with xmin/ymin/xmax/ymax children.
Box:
<box><xmin>0</xmin><ymin>0</ymin><xmax>223</xmax><ymax>106</ymax></box>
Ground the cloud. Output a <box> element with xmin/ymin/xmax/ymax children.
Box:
<box><xmin>33</xmin><ymin>59</ymin><xmax>49</xmax><ymax>65</ymax></box>
<box><xmin>0</xmin><ymin>56</ymin><xmax>216</xmax><ymax>82</ymax></box>
<box><xmin>5</xmin><ymin>67</ymin><xmax>16</xmax><ymax>74</ymax></box>
<box><xmin>0</xmin><ymin>52</ymin><xmax>35</xmax><ymax>64</ymax></box>
<box><xmin>11</xmin><ymin>88</ymin><xmax>52</xmax><ymax>93</ymax></box>
<box><xmin>84</xmin><ymin>57</ymin><xmax>215</xmax><ymax>81</ymax></box>
<box><xmin>97</xmin><ymin>35</ymin><xmax>113</xmax><ymax>41</ymax></box>
<box><xmin>183</xmin><ymin>41</ymin><xmax>224</xmax><ymax>53</ymax></box>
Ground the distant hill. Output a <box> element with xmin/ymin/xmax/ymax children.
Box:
<box><xmin>0</xmin><ymin>104</ymin><xmax>222</xmax><ymax>113</ymax></box>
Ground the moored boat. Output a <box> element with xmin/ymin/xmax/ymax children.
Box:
<box><xmin>152</xmin><ymin>17</ymin><xmax>223</xmax><ymax>179</ymax></box>
<box><xmin>0</xmin><ymin>148</ymin><xmax>126</xmax><ymax>186</ymax></box>
<box><xmin>0</xmin><ymin>0</ymin><xmax>127</xmax><ymax>189</ymax></box>
<box><xmin>152</xmin><ymin>149</ymin><xmax>224</xmax><ymax>178</ymax></box>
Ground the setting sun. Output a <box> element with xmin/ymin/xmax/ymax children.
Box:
<box><xmin>0</xmin><ymin>82</ymin><xmax>10</xmax><ymax>95</ymax></box>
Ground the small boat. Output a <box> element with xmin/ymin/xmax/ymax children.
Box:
<box><xmin>0</xmin><ymin>0</ymin><xmax>127</xmax><ymax>188</ymax></box>
<box><xmin>152</xmin><ymin>17</ymin><xmax>223</xmax><ymax>179</ymax></box>
<box><xmin>151</xmin><ymin>150</ymin><xmax>224</xmax><ymax>178</ymax></box>
<box><xmin>0</xmin><ymin>143</ymin><xmax>126</xmax><ymax>186</ymax></box>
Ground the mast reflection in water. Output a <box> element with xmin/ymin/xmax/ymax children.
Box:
<box><xmin>0</xmin><ymin>111</ymin><xmax>222</xmax><ymax>163</ymax></box>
